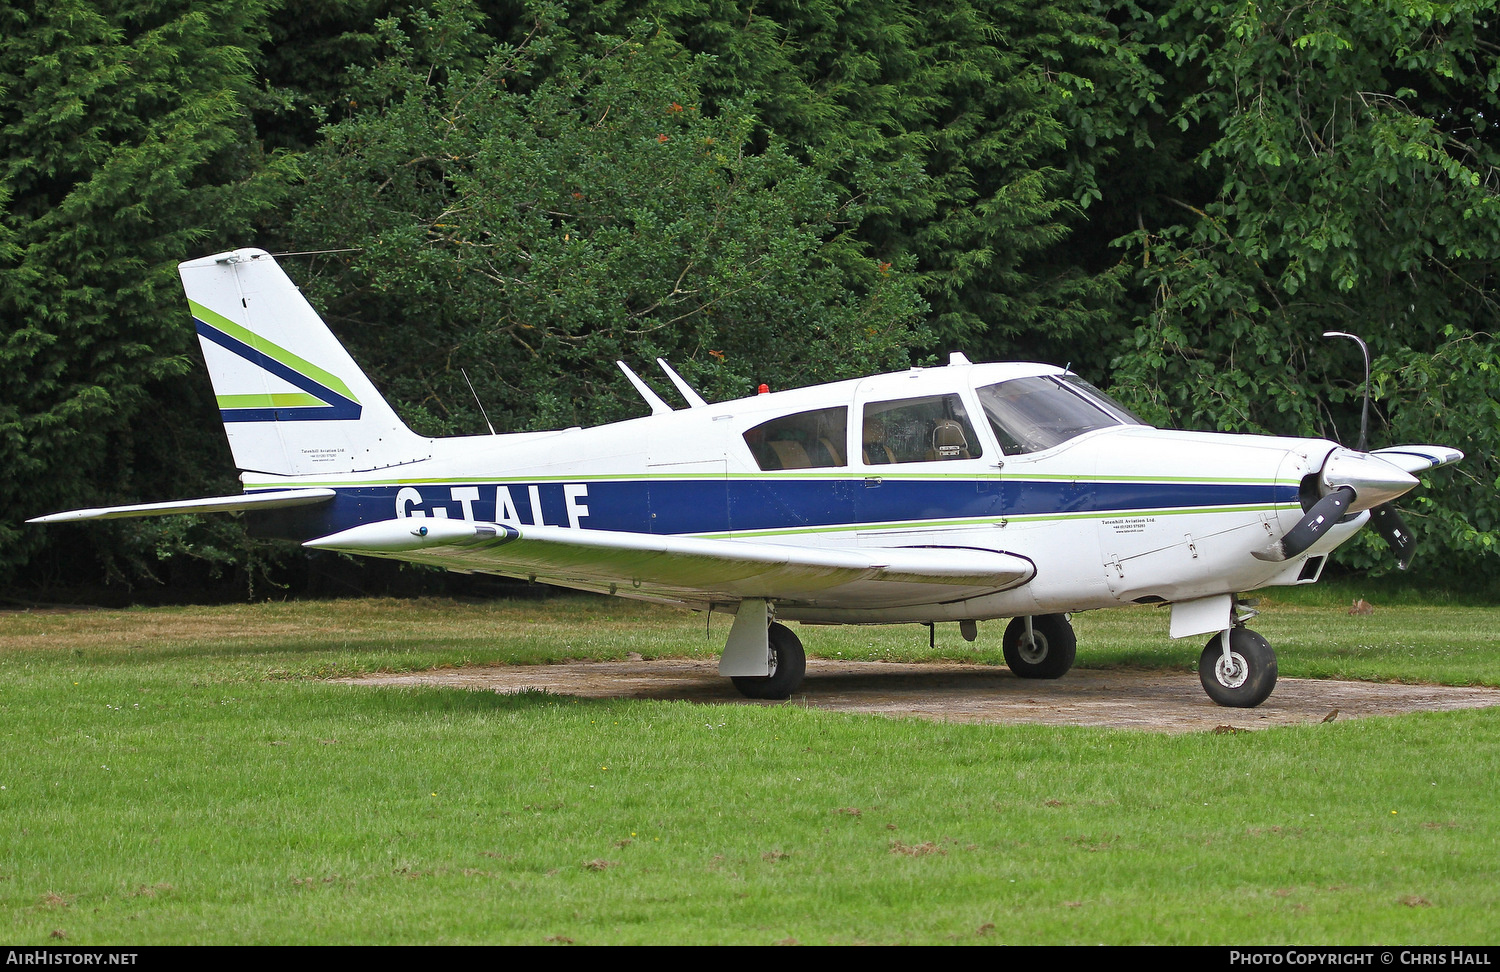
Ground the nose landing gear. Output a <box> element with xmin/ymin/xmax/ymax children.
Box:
<box><xmin>1198</xmin><ymin>627</ymin><xmax>1277</xmax><ymax>708</ymax></box>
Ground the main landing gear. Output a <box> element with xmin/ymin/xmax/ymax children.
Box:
<box><xmin>1001</xmin><ymin>614</ymin><xmax>1077</xmax><ymax>679</ymax></box>
<box><xmin>730</xmin><ymin>621</ymin><xmax>807</xmax><ymax>700</ymax></box>
<box><xmin>1198</xmin><ymin>627</ymin><xmax>1278</xmax><ymax>708</ymax></box>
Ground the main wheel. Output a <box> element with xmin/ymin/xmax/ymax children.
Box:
<box><xmin>1002</xmin><ymin>614</ymin><xmax>1077</xmax><ymax>679</ymax></box>
<box><xmin>1199</xmin><ymin>628</ymin><xmax>1277</xmax><ymax>708</ymax></box>
<box><xmin>731</xmin><ymin>622</ymin><xmax>806</xmax><ymax>700</ymax></box>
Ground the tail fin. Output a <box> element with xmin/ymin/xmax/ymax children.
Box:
<box><xmin>178</xmin><ymin>248</ymin><xmax>430</xmax><ymax>476</ymax></box>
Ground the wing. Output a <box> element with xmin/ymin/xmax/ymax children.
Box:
<box><xmin>1370</xmin><ymin>445</ymin><xmax>1464</xmax><ymax>474</ymax></box>
<box><xmin>27</xmin><ymin>488</ymin><xmax>336</xmax><ymax>523</ymax></box>
<box><xmin>305</xmin><ymin>519</ymin><xmax>1036</xmax><ymax>607</ymax></box>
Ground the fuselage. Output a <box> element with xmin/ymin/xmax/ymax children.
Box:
<box><xmin>243</xmin><ymin>360</ymin><xmax>1353</xmax><ymax>623</ymax></box>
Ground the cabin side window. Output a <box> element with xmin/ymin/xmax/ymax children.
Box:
<box><xmin>861</xmin><ymin>394</ymin><xmax>982</xmax><ymax>464</ymax></box>
<box><xmin>743</xmin><ymin>407</ymin><xmax>848</xmax><ymax>470</ymax></box>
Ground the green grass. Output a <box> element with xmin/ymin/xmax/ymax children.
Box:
<box><xmin>2</xmin><ymin>590</ymin><xmax>1498</xmax><ymax>944</ymax></box>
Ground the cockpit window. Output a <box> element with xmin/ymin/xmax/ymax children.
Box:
<box><xmin>977</xmin><ymin>375</ymin><xmax>1144</xmax><ymax>455</ymax></box>
<box><xmin>861</xmin><ymin>394</ymin><xmax>982</xmax><ymax>464</ymax></box>
<box><xmin>743</xmin><ymin>407</ymin><xmax>847</xmax><ymax>470</ymax></box>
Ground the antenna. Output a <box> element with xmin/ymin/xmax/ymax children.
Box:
<box><xmin>460</xmin><ymin>368</ymin><xmax>497</xmax><ymax>436</ymax></box>
<box><xmin>1322</xmin><ymin>331</ymin><xmax>1370</xmax><ymax>452</ymax></box>
<box><xmin>616</xmin><ymin>361</ymin><xmax>674</xmax><ymax>415</ymax></box>
<box><xmin>656</xmin><ymin>358</ymin><xmax>709</xmax><ymax>408</ymax></box>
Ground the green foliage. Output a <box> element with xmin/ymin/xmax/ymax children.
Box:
<box><xmin>551</xmin><ymin>0</ymin><xmax>1134</xmax><ymax>368</ymax></box>
<box><xmin>251</xmin><ymin>0</ymin><xmax>406</xmax><ymax>153</ymax></box>
<box><xmin>1102</xmin><ymin>0</ymin><xmax>1500</xmax><ymax>581</ymax></box>
<box><xmin>288</xmin><ymin>1</ymin><xmax>927</xmax><ymax>433</ymax></box>
<box><xmin>1378</xmin><ymin>331</ymin><xmax>1500</xmax><ymax>569</ymax></box>
<box><xmin>0</xmin><ymin>0</ymin><xmax>293</xmax><ymax>584</ymax></box>
<box><xmin>6</xmin><ymin>0</ymin><xmax>1500</xmax><ymax>595</ymax></box>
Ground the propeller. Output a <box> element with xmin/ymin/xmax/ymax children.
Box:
<box><xmin>1253</xmin><ymin>486</ymin><xmax>1355</xmax><ymax>563</ymax></box>
<box><xmin>1253</xmin><ymin>332</ymin><xmax>1421</xmax><ymax>567</ymax></box>
<box><xmin>1251</xmin><ymin>450</ymin><xmax>1417</xmax><ymax>563</ymax></box>
<box><xmin>1322</xmin><ymin>331</ymin><xmax>1421</xmax><ymax>568</ymax></box>
<box><xmin>1368</xmin><ymin>503</ymin><xmax>1416</xmax><ymax>570</ymax></box>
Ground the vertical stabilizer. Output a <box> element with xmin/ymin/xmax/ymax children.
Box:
<box><xmin>178</xmin><ymin>248</ymin><xmax>430</xmax><ymax>476</ymax></box>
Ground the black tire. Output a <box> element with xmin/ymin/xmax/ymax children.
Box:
<box><xmin>731</xmin><ymin>622</ymin><xmax>807</xmax><ymax>700</ymax></box>
<box><xmin>1002</xmin><ymin>614</ymin><xmax>1077</xmax><ymax>679</ymax></box>
<box><xmin>1198</xmin><ymin>628</ymin><xmax>1278</xmax><ymax>708</ymax></box>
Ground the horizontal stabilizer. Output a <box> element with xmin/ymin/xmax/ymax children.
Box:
<box><xmin>305</xmin><ymin>520</ymin><xmax>1035</xmax><ymax>601</ymax></box>
<box><xmin>28</xmin><ymin>488</ymin><xmax>336</xmax><ymax>524</ymax></box>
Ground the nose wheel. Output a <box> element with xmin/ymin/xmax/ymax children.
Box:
<box><xmin>1198</xmin><ymin>628</ymin><xmax>1277</xmax><ymax>708</ymax></box>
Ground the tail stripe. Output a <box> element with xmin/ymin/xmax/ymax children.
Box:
<box><xmin>190</xmin><ymin>300</ymin><xmax>363</xmax><ymax>423</ymax></box>
<box><xmin>179</xmin><ymin>248</ymin><xmax>429</xmax><ymax>475</ymax></box>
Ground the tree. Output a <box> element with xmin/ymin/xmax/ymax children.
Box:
<box><xmin>286</xmin><ymin>1</ymin><xmax>927</xmax><ymax>435</ymax></box>
<box><xmin>544</xmin><ymin>0</ymin><xmax>1137</xmax><ymax>370</ymax></box>
<box><xmin>1102</xmin><ymin>0</ymin><xmax>1500</xmax><ymax>579</ymax></box>
<box><xmin>0</xmin><ymin>0</ymin><xmax>291</xmax><ymax>587</ymax></box>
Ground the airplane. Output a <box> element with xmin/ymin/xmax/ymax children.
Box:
<box><xmin>30</xmin><ymin>247</ymin><xmax>1463</xmax><ymax>709</ymax></box>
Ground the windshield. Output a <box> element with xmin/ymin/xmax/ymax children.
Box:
<box><xmin>977</xmin><ymin>375</ymin><xmax>1144</xmax><ymax>455</ymax></box>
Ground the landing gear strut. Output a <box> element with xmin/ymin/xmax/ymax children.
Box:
<box><xmin>1198</xmin><ymin>627</ymin><xmax>1277</xmax><ymax>708</ymax></box>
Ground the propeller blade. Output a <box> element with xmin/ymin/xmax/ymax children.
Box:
<box><xmin>1253</xmin><ymin>486</ymin><xmax>1357</xmax><ymax>562</ymax></box>
<box><xmin>1369</xmin><ymin>502</ymin><xmax>1416</xmax><ymax>570</ymax></box>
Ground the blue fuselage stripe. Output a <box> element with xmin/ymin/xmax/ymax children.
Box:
<box><xmin>260</xmin><ymin>478</ymin><xmax>1298</xmax><ymax>539</ymax></box>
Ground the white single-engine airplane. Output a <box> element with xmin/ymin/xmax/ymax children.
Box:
<box><xmin>32</xmin><ymin>248</ymin><xmax>1463</xmax><ymax>708</ymax></box>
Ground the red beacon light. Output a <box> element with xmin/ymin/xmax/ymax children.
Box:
<box><xmin>757</xmin><ymin>383</ymin><xmax>769</xmax><ymax>395</ymax></box>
